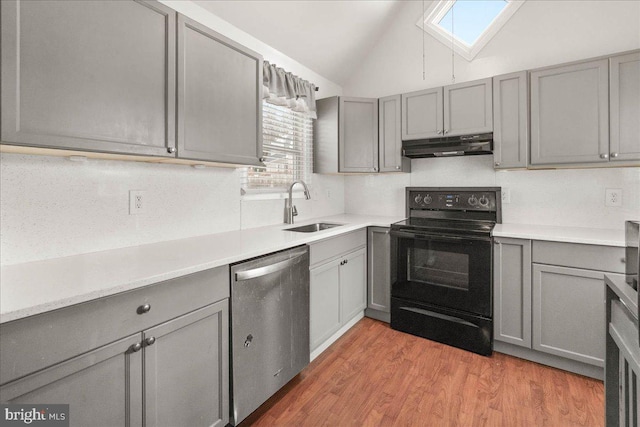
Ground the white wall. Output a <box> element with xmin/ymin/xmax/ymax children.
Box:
<box><xmin>0</xmin><ymin>1</ymin><xmax>345</xmax><ymax>266</ymax></box>
<box><xmin>343</xmin><ymin>0</ymin><xmax>640</xmax><ymax>230</ymax></box>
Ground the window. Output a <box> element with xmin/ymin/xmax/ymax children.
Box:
<box><xmin>241</xmin><ymin>101</ymin><xmax>313</xmax><ymax>195</ymax></box>
<box><xmin>417</xmin><ymin>0</ymin><xmax>525</xmax><ymax>61</ymax></box>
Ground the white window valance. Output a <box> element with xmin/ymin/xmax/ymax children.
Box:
<box><xmin>263</xmin><ymin>61</ymin><xmax>317</xmax><ymax>119</ymax></box>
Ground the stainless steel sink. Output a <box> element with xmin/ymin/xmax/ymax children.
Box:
<box><xmin>284</xmin><ymin>223</ymin><xmax>343</xmax><ymax>233</ymax></box>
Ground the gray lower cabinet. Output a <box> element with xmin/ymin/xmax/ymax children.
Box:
<box><xmin>177</xmin><ymin>14</ymin><xmax>263</xmax><ymax>166</ymax></box>
<box><xmin>492</xmin><ymin>72</ymin><xmax>529</xmax><ymax>169</ymax></box>
<box><xmin>0</xmin><ymin>267</ymin><xmax>229</xmax><ymax>427</ymax></box>
<box><xmin>309</xmin><ymin>230</ymin><xmax>367</xmax><ymax>353</ymax></box>
<box><xmin>493</xmin><ymin>237</ymin><xmax>532</xmax><ymax>348</ymax></box>
<box><xmin>1</xmin><ymin>0</ymin><xmax>176</xmax><ymax>157</ymax></box>
<box><xmin>1</xmin><ymin>334</ymin><xmax>144</xmax><ymax>426</ymax></box>
<box><xmin>494</xmin><ymin>238</ymin><xmax>625</xmax><ymax>377</ymax></box>
<box><xmin>532</xmin><ymin>264</ymin><xmax>606</xmax><ymax>366</ymax></box>
<box><xmin>530</xmin><ymin>58</ymin><xmax>610</xmax><ymax>165</ymax></box>
<box><xmin>379</xmin><ymin>95</ymin><xmax>410</xmax><ymax>172</ymax></box>
<box><xmin>365</xmin><ymin>227</ymin><xmax>391</xmax><ymax>323</ymax></box>
<box><xmin>610</xmin><ymin>51</ymin><xmax>640</xmax><ymax>162</ymax></box>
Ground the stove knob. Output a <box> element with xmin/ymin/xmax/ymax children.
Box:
<box><xmin>424</xmin><ymin>194</ymin><xmax>433</xmax><ymax>205</ymax></box>
<box><xmin>414</xmin><ymin>194</ymin><xmax>423</xmax><ymax>204</ymax></box>
<box><xmin>478</xmin><ymin>196</ymin><xmax>489</xmax><ymax>207</ymax></box>
<box><xmin>468</xmin><ymin>195</ymin><xmax>478</xmax><ymax>206</ymax></box>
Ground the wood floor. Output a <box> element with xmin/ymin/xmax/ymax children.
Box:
<box><xmin>240</xmin><ymin>317</ymin><xmax>604</xmax><ymax>427</ymax></box>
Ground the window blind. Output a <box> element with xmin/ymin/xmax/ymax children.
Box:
<box><xmin>242</xmin><ymin>101</ymin><xmax>313</xmax><ymax>193</ymax></box>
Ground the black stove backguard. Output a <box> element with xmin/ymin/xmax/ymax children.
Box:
<box><xmin>390</xmin><ymin>187</ymin><xmax>501</xmax><ymax>356</ymax></box>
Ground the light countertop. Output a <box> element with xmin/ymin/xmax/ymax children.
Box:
<box><xmin>492</xmin><ymin>223</ymin><xmax>626</xmax><ymax>247</ymax></box>
<box><xmin>0</xmin><ymin>214</ymin><xmax>404</xmax><ymax>323</ymax></box>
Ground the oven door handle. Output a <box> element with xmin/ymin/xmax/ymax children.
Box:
<box><xmin>389</xmin><ymin>229</ymin><xmax>491</xmax><ymax>243</ymax></box>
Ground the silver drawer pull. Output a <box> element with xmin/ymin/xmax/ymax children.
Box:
<box><xmin>130</xmin><ymin>342</ymin><xmax>142</xmax><ymax>353</ymax></box>
<box><xmin>145</xmin><ymin>336</ymin><xmax>156</xmax><ymax>347</ymax></box>
<box><xmin>137</xmin><ymin>304</ymin><xmax>151</xmax><ymax>315</ymax></box>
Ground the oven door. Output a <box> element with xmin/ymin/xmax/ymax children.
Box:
<box><xmin>390</xmin><ymin>229</ymin><xmax>492</xmax><ymax>317</ymax></box>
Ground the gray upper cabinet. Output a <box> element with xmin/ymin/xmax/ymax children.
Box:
<box><xmin>493</xmin><ymin>72</ymin><xmax>529</xmax><ymax>169</ymax></box>
<box><xmin>401</xmin><ymin>78</ymin><xmax>492</xmax><ymax>140</ymax></box>
<box><xmin>339</xmin><ymin>97</ymin><xmax>379</xmax><ymax>172</ymax></box>
<box><xmin>610</xmin><ymin>52</ymin><xmax>640</xmax><ymax>162</ymax></box>
<box><xmin>379</xmin><ymin>95</ymin><xmax>410</xmax><ymax>172</ymax></box>
<box><xmin>177</xmin><ymin>14</ymin><xmax>263</xmax><ymax>166</ymax></box>
<box><xmin>401</xmin><ymin>87</ymin><xmax>443</xmax><ymax>140</ymax></box>
<box><xmin>493</xmin><ymin>237</ymin><xmax>532</xmax><ymax>348</ymax></box>
<box><xmin>0</xmin><ymin>0</ymin><xmax>176</xmax><ymax>157</ymax></box>
<box><xmin>314</xmin><ymin>97</ymin><xmax>380</xmax><ymax>173</ymax></box>
<box><xmin>443</xmin><ymin>78</ymin><xmax>493</xmax><ymax>137</ymax></box>
<box><xmin>530</xmin><ymin>59</ymin><xmax>610</xmax><ymax>165</ymax></box>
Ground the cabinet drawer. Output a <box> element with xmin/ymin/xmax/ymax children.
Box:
<box><xmin>309</xmin><ymin>229</ymin><xmax>366</xmax><ymax>267</ymax></box>
<box><xmin>0</xmin><ymin>266</ymin><xmax>229</xmax><ymax>385</ymax></box>
<box><xmin>532</xmin><ymin>241</ymin><xmax>625</xmax><ymax>273</ymax></box>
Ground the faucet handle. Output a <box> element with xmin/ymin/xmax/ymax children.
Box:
<box><xmin>292</xmin><ymin>205</ymin><xmax>298</xmax><ymax>216</ymax></box>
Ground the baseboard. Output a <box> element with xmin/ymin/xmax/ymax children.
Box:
<box><xmin>310</xmin><ymin>311</ymin><xmax>364</xmax><ymax>362</ymax></box>
<box><xmin>364</xmin><ymin>308</ymin><xmax>390</xmax><ymax>323</ymax></box>
<box><xmin>494</xmin><ymin>340</ymin><xmax>604</xmax><ymax>381</ymax></box>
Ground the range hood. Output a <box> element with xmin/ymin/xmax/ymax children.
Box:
<box><xmin>402</xmin><ymin>133</ymin><xmax>493</xmax><ymax>158</ymax></box>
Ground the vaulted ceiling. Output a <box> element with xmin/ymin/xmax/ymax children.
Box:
<box><xmin>195</xmin><ymin>0</ymin><xmax>407</xmax><ymax>86</ymax></box>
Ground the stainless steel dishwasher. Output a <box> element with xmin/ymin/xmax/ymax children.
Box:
<box><xmin>230</xmin><ymin>245</ymin><xmax>310</xmax><ymax>425</ymax></box>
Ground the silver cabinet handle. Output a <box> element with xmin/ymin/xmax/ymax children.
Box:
<box><xmin>494</xmin><ymin>162</ymin><xmax>500</xmax><ymax>167</ymax></box>
<box><xmin>611</xmin><ymin>152</ymin><xmax>619</xmax><ymax>158</ymax></box>
<box><xmin>145</xmin><ymin>337</ymin><xmax>156</xmax><ymax>346</ymax></box>
<box><xmin>600</xmin><ymin>153</ymin><xmax>609</xmax><ymax>159</ymax></box>
<box><xmin>373</xmin><ymin>167</ymin><xmax>378</xmax><ymax>172</ymax></box>
<box><xmin>443</xmin><ymin>129</ymin><xmax>449</xmax><ymax>134</ymax></box>
<box><xmin>437</xmin><ymin>130</ymin><xmax>443</xmax><ymax>135</ymax></box>
<box><xmin>167</xmin><ymin>147</ymin><xmax>176</xmax><ymax>154</ymax></box>
<box><xmin>396</xmin><ymin>165</ymin><xmax>401</xmax><ymax>170</ymax></box>
<box><xmin>130</xmin><ymin>342</ymin><xmax>142</xmax><ymax>353</ymax></box>
<box><xmin>137</xmin><ymin>304</ymin><xmax>151</xmax><ymax>315</ymax></box>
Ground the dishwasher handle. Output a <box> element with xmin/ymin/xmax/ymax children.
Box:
<box><xmin>235</xmin><ymin>249</ymin><xmax>308</xmax><ymax>281</ymax></box>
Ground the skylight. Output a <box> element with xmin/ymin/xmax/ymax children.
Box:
<box><xmin>417</xmin><ymin>0</ymin><xmax>525</xmax><ymax>61</ymax></box>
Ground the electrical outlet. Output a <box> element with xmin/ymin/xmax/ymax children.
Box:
<box><xmin>605</xmin><ymin>188</ymin><xmax>622</xmax><ymax>207</ymax></box>
<box><xmin>129</xmin><ymin>190</ymin><xmax>146</xmax><ymax>214</ymax></box>
<box><xmin>501</xmin><ymin>188</ymin><xmax>511</xmax><ymax>204</ymax></box>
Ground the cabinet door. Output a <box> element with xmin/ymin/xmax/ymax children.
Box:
<box><xmin>401</xmin><ymin>87</ymin><xmax>443</xmax><ymax>140</ymax></box>
<box><xmin>530</xmin><ymin>59</ymin><xmax>609</xmax><ymax>165</ymax></box>
<box><xmin>310</xmin><ymin>260</ymin><xmax>341</xmax><ymax>351</ymax></box>
<box><xmin>493</xmin><ymin>238</ymin><xmax>532</xmax><ymax>348</ymax></box>
<box><xmin>443</xmin><ymin>78</ymin><xmax>493</xmax><ymax>137</ymax></box>
<box><xmin>177</xmin><ymin>14</ymin><xmax>262</xmax><ymax>166</ymax></box>
<box><xmin>144</xmin><ymin>300</ymin><xmax>229</xmax><ymax>427</ymax></box>
<box><xmin>367</xmin><ymin>227</ymin><xmax>391</xmax><ymax>317</ymax></box>
<box><xmin>493</xmin><ymin>72</ymin><xmax>528</xmax><ymax>169</ymax></box>
<box><xmin>0</xmin><ymin>0</ymin><xmax>176</xmax><ymax>157</ymax></box>
<box><xmin>532</xmin><ymin>264</ymin><xmax>605</xmax><ymax>367</ymax></box>
<box><xmin>379</xmin><ymin>95</ymin><xmax>409</xmax><ymax>172</ymax></box>
<box><xmin>339</xmin><ymin>97</ymin><xmax>378</xmax><ymax>172</ymax></box>
<box><xmin>610</xmin><ymin>52</ymin><xmax>640</xmax><ymax>162</ymax></box>
<box><xmin>0</xmin><ymin>334</ymin><xmax>143</xmax><ymax>427</ymax></box>
<box><xmin>340</xmin><ymin>247</ymin><xmax>367</xmax><ymax>323</ymax></box>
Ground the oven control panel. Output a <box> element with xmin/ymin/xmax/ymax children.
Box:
<box><xmin>410</xmin><ymin>191</ymin><xmax>497</xmax><ymax>211</ymax></box>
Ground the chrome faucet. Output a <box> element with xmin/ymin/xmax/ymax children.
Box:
<box><xmin>284</xmin><ymin>180</ymin><xmax>311</xmax><ymax>224</ymax></box>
